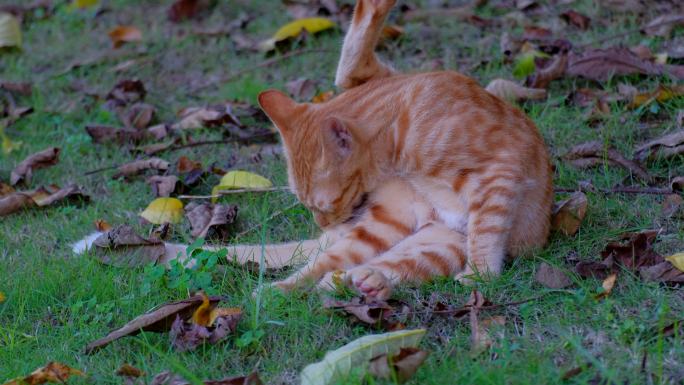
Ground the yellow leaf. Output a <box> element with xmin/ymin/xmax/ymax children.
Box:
<box><xmin>312</xmin><ymin>90</ymin><xmax>334</xmax><ymax>103</ymax></box>
<box><xmin>0</xmin><ymin>13</ymin><xmax>21</xmax><ymax>49</ymax></box>
<box><xmin>211</xmin><ymin>170</ymin><xmax>273</xmax><ymax>201</ymax></box>
<box><xmin>2</xmin><ymin>133</ymin><xmax>22</xmax><ymax>155</ymax></box>
<box><xmin>665</xmin><ymin>252</ymin><xmax>684</xmax><ymax>272</ymax></box>
<box><xmin>595</xmin><ymin>273</ymin><xmax>617</xmax><ymax>300</ymax></box>
<box><xmin>71</xmin><ymin>0</ymin><xmax>99</xmax><ymax>9</ymax></box>
<box><xmin>140</xmin><ymin>197</ymin><xmax>183</xmax><ymax>224</ymax></box>
<box><xmin>108</xmin><ymin>25</ymin><xmax>142</xmax><ymax>49</ymax></box>
<box><xmin>0</xmin><ymin>291</ymin><xmax>5</xmax><ymax>303</ymax></box>
<box><xmin>191</xmin><ymin>292</ymin><xmax>213</xmax><ymax>326</ymax></box>
<box><xmin>3</xmin><ymin>362</ymin><xmax>84</xmax><ymax>385</ymax></box>
<box><xmin>191</xmin><ymin>292</ymin><xmax>242</xmax><ymax>327</ymax></box>
<box><xmin>629</xmin><ymin>85</ymin><xmax>684</xmax><ymax>108</ymax></box>
<box><xmin>259</xmin><ymin>17</ymin><xmax>335</xmax><ymax>51</ymax></box>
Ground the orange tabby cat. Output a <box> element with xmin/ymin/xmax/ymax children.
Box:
<box><xmin>186</xmin><ymin>0</ymin><xmax>552</xmax><ymax>300</ymax></box>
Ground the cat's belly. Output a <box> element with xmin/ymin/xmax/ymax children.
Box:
<box><xmin>409</xmin><ymin>177</ymin><xmax>469</xmax><ymax>233</ymax></box>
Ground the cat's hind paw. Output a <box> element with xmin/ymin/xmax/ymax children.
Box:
<box><xmin>346</xmin><ymin>266</ymin><xmax>393</xmax><ymax>301</ymax></box>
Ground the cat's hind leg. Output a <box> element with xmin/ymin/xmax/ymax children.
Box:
<box><xmin>319</xmin><ymin>222</ymin><xmax>467</xmax><ymax>300</ymax></box>
<box><xmin>334</xmin><ymin>0</ymin><xmax>398</xmax><ymax>90</ymax></box>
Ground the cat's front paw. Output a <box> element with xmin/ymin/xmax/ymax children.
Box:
<box><xmin>346</xmin><ymin>266</ymin><xmax>392</xmax><ymax>300</ymax></box>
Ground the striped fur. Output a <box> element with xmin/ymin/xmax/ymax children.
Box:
<box><xmin>247</xmin><ymin>0</ymin><xmax>552</xmax><ymax>299</ymax></box>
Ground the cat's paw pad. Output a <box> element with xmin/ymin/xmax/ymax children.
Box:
<box><xmin>346</xmin><ymin>266</ymin><xmax>392</xmax><ymax>300</ymax></box>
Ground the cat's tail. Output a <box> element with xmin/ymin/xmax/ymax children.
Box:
<box><xmin>72</xmin><ymin>232</ymin><xmax>326</xmax><ymax>269</ymax></box>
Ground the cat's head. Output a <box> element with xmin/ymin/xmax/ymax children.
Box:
<box><xmin>258</xmin><ymin>89</ymin><xmax>370</xmax><ymax>229</ymax></box>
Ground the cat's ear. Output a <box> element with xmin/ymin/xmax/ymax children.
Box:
<box><xmin>258</xmin><ymin>89</ymin><xmax>298</xmax><ymax>133</ymax></box>
<box><xmin>322</xmin><ymin>116</ymin><xmax>354</xmax><ymax>158</ymax></box>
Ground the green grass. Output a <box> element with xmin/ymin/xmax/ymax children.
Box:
<box><xmin>1</xmin><ymin>0</ymin><xmax>683</xmax><ymax>384</ymax></box>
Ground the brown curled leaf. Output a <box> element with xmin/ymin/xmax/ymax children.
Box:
<box><xmin>566</xmin><ymin>47</ymin><xmax>683</xmax><ymax>82</ymax></box>
<box><xmin>551</xmin><ymin>191</ymin><xmax>588</xmax><ymax>236</ymax></box>
<box><xmin>85</xmin><ymin>125</ymin><xmax>147</xmax><ymax>145</ymax></box>
<box><xmin>634</xmin><ymin>129</ymin><xmax>684</xmax><ymax>162</ymax></box>
<box><xmin>147</xmin><ymin>175</ymin><xmax>183</xmax><ymax>197</ymax></box>
<box><xmin>185</xmin><ymin>202</ymin><xmax>238</xmax><ymax>239</ymax></box>
<box><xmin>526</xmin><ymin>52</ymin><xmax>568</xmax><ymax>89</ymax></box>
<box><xmin>113</xmin><ymin>158</ymin><xmax>170</xmax><ymax>179</ymax></box>
<box><xmin>534</xmin><ymin>262</ymin><xmax>573</xmax><ymax>289</ymax></box>
<box><xmin>91</xmin><ymin>224</ymin><xmax>167</xmax><ymax>267</ymax></box>
<box><xmin>2</xmin><ymin>362</ymin><xmax>84</xmax><ymax>385</ymax></box>
<box><xmin>368</xmin><ymin>347</ymin><xmax>429</xmax><ymax>383</ymax></box>
<box><xmin>0</xmin><ymin>184</ymin><xmax>89</xmax><ymax>217</ymax></box>
<box><xmin>10</xmin><ymin>147</ymin><xmax>60</xmax><ymax>186</ymax></box>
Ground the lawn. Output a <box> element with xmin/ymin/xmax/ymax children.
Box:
<box><xmin>1</xmin><ymin>0</ymin><xmax>683</xmax><ymax>384</ymax></box>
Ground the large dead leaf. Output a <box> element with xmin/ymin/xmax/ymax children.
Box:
<box><xmin>634</xmin><ymin>130</ymin><xmax>684</xmax><ymax>162</ymax></box>
<box><xmin>300</xmin><ymin>329</ymin><xmax>426</xmax><ymax>385</ymax></box>
<box><xmin>10</xmin><ymin>147</ymin><xmax>60</xmax><ymax>186</ymax></box>
<box><xmin>108</xmin><ymin>25</ymin><xmax>142</xmax><ymax>48</ymax></box>
<box><xmin>566</xmin><ymin>47</ymin><xmax>683</xmax><ymax>82</ymax></box>
<box><xmin>484</xmin><ymin>78</ymin><xmax>547</xmax><ymax>102</ymax></box>
<box><xmin>112</xmin><ymin>158</ymin><xmax>170</xmax><ymax>179</ymax></box>
<box><xmin>576</xmin><ymin>230</ymin><xmax>684</xmax><ymax>284</ymax></box>
<box><xmin>85</xmin><ymin>124</ymin><xmax>147</xmax><ymax>145</ymax></box>
<box><xmin>150</xmin><ymin>371</ymin><xmax>262</xmax><ymax>385</ymax></box>
<box><xmin>185</xmin><ymin>202</ymin><xmax>238</xmax><ymax>239</ymax></box>
<box><xmin>85</xmin><ymin>293</ymin><xmax>223</xmax><ymax>354</ymax></box>
<box><xmin>534</xmin><ymin>262</ymin><xmax>573</xmax><ymax>289</ymax></box>
<box><xmin>0</xmin><ymin>184</ymin><xmax>89</xmax><ymax>217</ymax></box>
<box><xmin>368</xmin><ymin>347</ymin><xmax>429</xmax><ymax>383</ymax></box>
<box><xmin>562</xmin><ymin>141</ymin><xmax>653</xmax><ymax>183</ymax></box>
<box><xmin>641</xmin><ymin>14</ymin><xmax>684</xmax><ymax>37</ymax></box>
<box><xmin>322</xmin><ymin>296</ymin><xmax>408</xmax><ymax>330</ymax></box>
<box><xmin>2</xmin><ymin>362</ymin><xmax>84</xmax><ymax>385</ymax></box>
<box><xmin>91</xmin><ymin>225</ymin><xmax>167</xmax><ymax>267</ymax></box>
<box><xmin>551</xmin><ymin>191</ymin><xmax>588</xmax><ymax>236</ymax></box>
<box><xmin>122</xmin><ymin>102</ymin><xmax>156</xmax><ymax>129</ymax></box>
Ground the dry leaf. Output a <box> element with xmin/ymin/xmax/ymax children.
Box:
<box><xmin>551</xmin><ymin>191</ymin><xmax>588</xmax><ymax>236</ymax></box>
<box><xmin>566</xmin><ymin>47</ymin><xmax>683</xmax><ymax>82</ymax></box>
<box><xmin>2</xmin><ymin>362</ymin><xmax>84</xmax><ymax>385</ymax></box>
<box><xmin>0</xmin><ymin>291</ymin><xmax>5</xmax><ymax>303</ymax></box>
<box><xmin>106</xmin><ymin>79</ymin><xmax>146</xmax><ymax>107</ymax></box>
<box><xmin>172</xmin><ymin>104</ymin><xmax>240</xmax><ymax>130</ymax></box>
<box><xmin>322</xmin><ymin>296</ymin><xmax>399</xmax><ymax>327</ymax></box>
<box><xmin>368</xmin><ymin>348</ymin><xmax>429</xmax><ymax>383</ymax></box>
<box><xmin>381</xmin><ymin>25</ymin><xmax>404</xmax><ymax>40</ymax></box>
<box><xmin>0</xmin><ymin>81</ymin><xmax>31</xmax><ymax>95</ymax></box>
<box><xmin>534</xmin><ymin>262</ymin><xmax>573</xmax><ymax>289</ymax></box>
<box><xmin>286</xmin><ymin>78</ymin><xmax>317</xmax><ymax>101</ymax></box>
<box><xmin>467</xmin><ymin>290</ymin><xmax>505</xmax><ymax>355</ymax></box>
<box><xmin>85</xmin><ymin>125</ymin><xmax>147</xmax><ymax>145</ymax></box>
<box><xmin>113</xmin><ymin>158</ymin><xmax>170</xmax><ymax>179</ymax></box>
<box><xmin>628</xmin><ymin>85</ymin><xmax>684</xmax><ymax>109</ymax></box>
<box><xmin>10</xmin><ymin>147</ymin><xmax>60</xmax><ymax>186</ymax></box>
<box><xmin>116</xmin><ymin>364</ymin><xmax>144</xmax><ymax>378</ymax></box>
<box><xmin>642</xmin><ymin>14</ymin><xmax>684</xmax><ymax>37</ymax></box>
<box><xmin>147</xmin><ymin>175</ymin><xmax>182</xmax><ymax>197</ymax></box>
<box><xmin>124</xmin><ymin>103</ymin><xmax>156</xmax><ymax>129</ymax></box>
<box><xmin>560</xmin><ymin>10</ymin><xmax>591</xmax><ymax>30</ymax></box>
<box><xmin>0</xmin><ymin>12</ymin><xmax>21</xmax><ymax>49</ymax></box>
<box><xmin>108</xmin><ymin>25</ymin><xmax>142</xmax><ymax>48</ymax></box>
<box><xmin>148</xmin><ymin>124</ymin><xmax>170</xmax><ymax>140</ymax></box>
<box><xmin>594</xmin><ymin>273</ymin><xmax>617</xmax><ymax>300</ymax></box>
<box><xmin>85</xmin><ymin>293</ymin><xmax>223</xmax><ymax>354</ymax></box>
<box><xmin>91</xmin><ymin>224</ymin><xmax>167</xmax><ymax>267</ymax></box>
<box><xmin>185</xmin><ymin>202</ymin><xmax>238</xmax><ymax>239</ymax></box>
<box><xmin>526</xmin><ymin>52</ymin><xmax>568</xmax><ymax>89</ymax></box>
<box><xmin>0</xmin><ymin>184</ymin><xmax>89</xmax><ymax>217</ymax></box>
<box><xmin>176</xmin><ymin>156</ymin><xmax>204</xmax><ymax>186</ymax></box>
<box><xmin>635</xmin><ymin>130</ymin><xmax>684</xmax><ymax>162</ymax></box>
<box><xmin>168</xmin><ymin>0</ymin><xmax>211</xmax><ymax>22</ymax></box>
<box><xmin>171</xmin><ymin>292</ymin><xmax>241</xmax><ymax>351</ymax></box>
<box><xmin>485</xmin><ymin>78</ymin><xmax>547</xmax><ymax>102</ymax></box>
<box><xmin>661</xmin><ymin>194</ymin><xmax>682</xmax><ymax>218</ymax></box>
<box><xmin>562</xmin><ymin>141</ymin><xmax>653</xmax><ymax>183</ymax></box>
<box><xmin>140</xmin><ymin>197</ymin><xmax>184</xmax><ymax>224</ymax></box>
